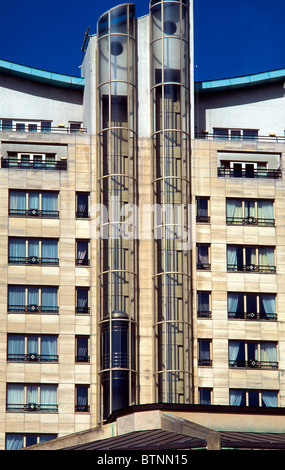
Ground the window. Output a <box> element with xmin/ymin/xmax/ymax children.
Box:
<box><xmin>41</xmin><ymin>121</ymin><xmax>51</xmax><ymax>133</ymax></box>
<box><xmin>69</xmin><ymin>122</ymin><xmax>82</xmax><ymax>133</ymax></box>
<box><xmin>197</xmin><ymin>244</ymin><xmax>210</xmax><ymax>270</ymax></box>
<box><xmin>199</xmin><ymin>388</ymin><xmax>212</xmax><ymax>405</ymax></box>
<box><xmin>1</xmin><ymin>119</ymin><xmax>13</xmax><ymax>131</ymax></box>
<box><xmin>227</xmin><ymin>245</ymin><xmax>275</xmax><ymax>273</ymax></box>
<box><xmin>6</xmin><ymin>384</ymin><xmax>58</xmax><ymax>412</ymax></box>
<box><xmin>228</xmin><ymin>292</ymin><xmax>276</xmax><ymax>320</ymax></box>
<box><xmin>196</xmin><ymin>197</ymin><xmax>210</xmax><ymax>223</ymax></box>
<box><xmin>76</xmin><ymin>240</ymin><xmax>90</xmax><ymax>266</ymax></box>
<box><xmin>226</xmin><ymin>199</ymin><xmax>274</xmax><ymax>226</ymax></box>
<box><xmin>8</xmin><ymin>285</ymin><xmax>58</xmax><ymax>313</ymax></box>
<box><xmin>75</xmin><ymin>385</ymin><xmax>90</xmax><ymax>412</ymax></box>
<box><xmin>75</xmin><ymin>336</ymin><xmax>90</xmax><ymax>362</ymax></box>
<box><xmin>198</xmin><ymin>339</ymin><xmax>212</xmax><ymax>366</ymax></box>
<box><xmin>9</xmin><ymin>190</ymin><xmax>59</xmax><ymax>218</ymax></box>
<box><xmin>8</xmin><ymin>238</ymin><xmax>59</xmax><ymax>265</ymax></box>
<box><xmin>230</xmin><ymin>389</ymin><xmax>278</xmax><ymax>407</ymax></box>
<box><xmin>228</xmin><ymin>340</ymin><xmax>278</xmax><ymax>369</ymax></box>
<box><xmin>213</xmin><ymin>128</ymin><xmax>258</xmax><ymax>141</ymax></box>
<box><xmin>197</xmin><ymin>291</ymin><xmax>211</xmax><ymax>318</ymax></box>
<box><xmin>2</xmin><ymin>151</ymin><xmax>67</xmax><ymax>170</ymax></box>
<box><xmin>76</xmin><ymin>287</ymin><xmax>90</xmax><ymax>313</ymax></box>
<box><xmin>76</xmin><ymin>192</ymin><xmax>89</xmax><ymax>218</ymax></box>
<box><xmin>7</xmin><ymin>334</ymin><xmax>58</xmax><ymax>362</ymax></box>
<box><xmin>6</xmin><ymin>433</ymin><xmax>57</xmax><ymax>450</ymax></box>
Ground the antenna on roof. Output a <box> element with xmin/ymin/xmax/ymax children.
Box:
<box><xmin>81</xmin><ymin>27</ymin><xmax>90</xmax><ymax>52</ymax></box>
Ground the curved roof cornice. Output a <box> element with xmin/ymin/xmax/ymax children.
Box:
<box><xmin>0</xmin><ymin>58</ymin><xmax>85</xmax><ymax>89</ymax></box>
<box><xmin>195</xmin><ymin>68</ymin><xmax>285</xmax><ymax>92</ymax></box>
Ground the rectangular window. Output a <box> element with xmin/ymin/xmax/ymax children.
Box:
<box><xmin>2</xmin><ymin>119</ymin><xmax>13</xmax><ymax>131</ymax></box>
<box><xmin>9</xmin><ymin>190</ymin><xmax>59</xmax><ymax>218</ymax></box>
<box><xmin>75</xmin><ymin>385</ymin><xmax>90</xmax><ymax>412</ymax></box>
<box><xmin>76</xmin><ymin>287</ymin><xmax>90</xmax><ymax>313</ymax></box>
<box><xmin>230</xmin><ymin>389</ymin><xmax>278</xmax><ymax>407</ymax></box>
<box><xmin>75</xmin><ymin>336</ymin><xmax>89</xmax><ymax>362</ymax></box>
<box><xmin>228</xmin><ymin>340</ymin><xmax>278</xmax><ymax>369</ymax></box>
<box><xmin>8</xmin><ymin>238</ymin><xmax>59</xmax><ymax>265</ymax></box>
<box><xmin>197</xmin><ymin>244</ymin><xmax>210</xmax><ymax>270</ymax></box>
<box><xmin>198</xmin><ymin>339</ymin><xmax>212</xmax><ymax>366</ymax></box>
<box><xmin>199</xmin><ymin>388</ymin><xmax>212</xmax><ymax>405</ymax></box>
<box><xmin>196</xmin><ymin>197</ymin><xmax>210</xmax><ymax>223</ymax></box>
<box><xmin>69</xmin><ymin>122</ymin><xmax>82</xmax><ymax>133</ymax></box>
<box><xmin>227</xmin><ymin>245</ymin><xmax>275</xmax><ymax>273</ymax></box>
<box><xmin>226</xmin><ymin>199</ymin><xmax>274</xmax><ymax>226</ymax></box>
<box><xmin>197</xmin><ymin>291</ymin><xmax>211</xmax><ymax>318</ymax></box>
<box><xmin>7</xmin><ymin>334</ymin><xmax>58</xmax><ymax>362</ymax></box>
<box><xmin>8</xmin><ymin>285</ymin><xmax>58</xmax><ymax>313</ymax></box>
<box><xmin>76</xmin><ymin>240</ymin><xmax>90</xmax><ymax>266</ymax></box>
<box><xmin>6</xmin><ymin>384</ymin><xmax>58</xmax><ymax>412</ymax></box>
<box><xmin>76</xmin><ymin>192</ymin><xmax>89</xmax><ymax>218</ymax></box>
<box><xmin>6</xmin><ymin>433</ymin><xmax>57</xmax><ymax>450</ymax></box>
<box><xmin>41</xmin><ymin>121</ymin><xmax>51</xmax><ymax>133</ymax></box>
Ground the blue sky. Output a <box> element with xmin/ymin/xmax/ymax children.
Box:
<box><xmin>0</xmin><ymin>0</ymin><xmax>284</xmax><ymax>81</ymax></box>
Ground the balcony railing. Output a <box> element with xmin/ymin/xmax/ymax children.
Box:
<box><xmin>1</xmin><ymin>124</ymin><xmax>87</xmax><ymax>134</ymax></box>
<box><xmin>7</xmin><ymin>353</ymin><xmax>58</xmax><ymax>362</ymax></box>
<box><xmin>75</xmin><ymin>306</ymin><xmax>90</xmax><ymax>314</ymax></box>
<box><xmin>197</xmin><ymin>310</ymin><xmax>212</xmax><ymax>318</ymax></box>
<box><xmin>227</xmin><ymin>264</ymin><xmax>276</xmax><ymax>274</ymax></box>
<box><xmin>198</xmin><ymin>359</ymin><xmax>212</xmax><ymax>366</ymax></box>
<box><xmin>217</xmin><ymin>167</ymin><xmax>282</xmax><ymax>179</ymax></box>
<box><xmin>195</xmin><ymin>132</ymin><xmax>285</xmax><ymax>143</ymax></box>
<box><xmin>6</xmin><ymin>403</ymin><xmax>58</xmax><ymax>412</ymax></box>
<box><xmin>197</xmin><ymin>263</ymin><xmax>211</xmax><ymax>270</ymax></box>
<box><xmin>226</xmin><ymin>216</ymin><xmax>275</xmax><ymax>226</ymax></box>
<box><xmin>76</xmin><ymin>258</ymin><xmax>90</xmax><ymax>266</ymax></box>
<box><xmin>75</xmin><ymin>404</ymin><xmax>90</xmax><ymax>412</ymax></box>
<box><xmin>9</xmin><ymin>209</ymin><xmax>59</xmax><ymax>218</ymax></box>
<box><xmin>8</xmin><ymin>256</ymin><xmax>59</xmax><ymax>266</ymax></box>
<box><xmin>75</xmin><ymin>355</ymin><xmax>90</xmax><ymax>363</ymax></box>
<box><xmin>229</xmin><ymin>360</ymin><xmax>278</xmax><ymax>370</ymax></box>
<box><xmin>228</xmin><ymin>311</ymin><xmax>277</xmax><ymax>321</ymax></box>
<box><xmin>8</xmin><ymin>305</ymin><xmax>59</xmax><ymax>314</ymax></box>
<box><xmin>196</xmin><ymin>215</ymin><xmax>210</xmax><ymax>223</ymax></box>
<box><xmin>1</xmin><ymin>158</ymin><xmax>67</xmax><ymax>170</ymax></box>
<box><xmin>76</xmin><ymin>211</ymin><xmax>89</xmax><ymax>219</ymax></box>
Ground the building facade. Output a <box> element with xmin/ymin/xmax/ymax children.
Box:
<box><xmin>1</xmin><ymin>0</ymin><xmax>285</xmax><ymax>450</ymax></box>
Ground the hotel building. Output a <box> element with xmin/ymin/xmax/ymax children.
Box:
<box><xmin>1</xmin><ymin>0</ymin><xmax>285</xmax><ymax>450</ymax></box>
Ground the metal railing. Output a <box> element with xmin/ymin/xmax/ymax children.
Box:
<box><xmin>196</xmin><ymin>216</ymin><xmax>210</xmax><ymax>223</ymax></box>
<box><xmin>75</xmin><ymin>404</ymin><xmax>90</xmax><ymax>412</ymax></box>
<box><xmin>198</xmin><ymin>359</ymin><xmax>212</xmax><ymax>366</ymax></box>
<box><xmin>1</xmin><ymin>158</ymin><xmax>67</xmax><ymax>170</ymax></box>
<box><xmin>227</xmin><ymin>264</ymin><xmax>276</xmax><ymax>273</ymax></box>
<box><xmin>226</xmin><ymin>217</ymin><xmax>275</xmax><ymax>226</ymax></box>
<box><xmin>217</xmin><ymin>167</ymin><xmax>282</xmax><ymax>179</ymax></box>
<box><xmin>8</xmin><ymin>305</ymin><xmax>59</xmax><ymax>313</ymax></box>
<box><xmin>8</xmin><ymin>256</ymin><xmax>59</xmax><ymax>266</ymax></box>
<box><xmin>75</xmin><ymin>355</ymin><xmax>90</xmax><ymax>363</ymax></box>
<box><xmin>229</xmin><ymin>360</ymin><xmax>278</xmax><ymax>370</ymax></box>
<box><xmin>76</xmin><ymin>211</ymin><xmax>90</xmax><ymax>219</ymax></box>
<box><xmin>195</xmin><ymin>132</ymin><xmax>285</xmax><ymax>143</ymax></box>
<box><xmin>6</xmin><ymin>403</ymin><xmax>58</xmax><ymax>412</ymax></box>
<box><xmin>7</xmin><ymin>353</ymin><xmax>58</xmax><ymax>362</ymax></box>
<box><xmin>228</xmin><ymin>311</ymin><xmax>277</xmax><ymax>321</ymax></box>
<box><xmin>0</xmin><ymin>125</ymin><xmax>87</xmax><ymax>135</ymax></box>
<box><xmin>197</xmin><ymin>263</ymin><xmax>211</xmax><ymax>270</ymax></box>
<box><xmin>9</xmin><ymin>209</ymin><xmax>59</xmax><ymax>218</ymax></box>
<box><xmin>75</xmin><ymin>306</ymin><xmax>90</xmax><ymax>314</ymax></box>
<box><xmin>76</xmin><ymin>258</ymin><xmax>90</xmax><ymax>266</ymax></box>
<box><xmin>197</xmin><ymin>310</ymin><xmax>212</xmax><ymax>318</ymax></box>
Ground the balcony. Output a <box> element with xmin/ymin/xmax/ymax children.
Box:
<box><xmin>229</xmin><ymin>359</ymin><xmax>278</xmax><ymax>370</ymax></box>
<box><xmin>7</xmin><ymin>353</ymin><xmax>58</xmax><ymax>362</ymax></box>
<box><xmin>6</xmin><ymin>403</ymin><xmax>58</xmax><ymax>412</ymax></box>
<box><xmin>8</xmin><ymin>256</ymin><xmax>59</xmax><ymax>266</ymax></box>
<box><xmin>9</xmin><ymin>209</ymin><xmax>59</xmax><ymax>218</ymax></box>
<box><xmin>8</xmin><ymin>304</ymin><xmax>59</xmax><ymax>314</ymax></box>
<box><xmin>1</xmin><ymin>157</ymin><xmax>67</xmax><ymax>170</ymax></box>
<box><xmin>226</xmin><ymin>216</ymin><xmax>275</xmax><ymax>227</ymax></box>
<box><xmin>217</xmin><ymin>167</ymin><xmax>281</xmax><ymax>179</ymax></box>
<box><xmin>227</xmin><ymin>264</ymin><xmax>276</xmax><ymax>274</ymax></box>
<box><xmin>195</xmin><ymin>132</ymin><xmax>285</xmax><ymax>144</ymax></box>
<box><xmin>228</xmin><ymin>311</ymin><xmax>277</xmax><ymax>321</ymax></box>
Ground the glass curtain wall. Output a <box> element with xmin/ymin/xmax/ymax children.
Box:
<box><xmin>150</xmin><ymin>0</ymin><xmax>192</xmax><ymax>403</ymax></box>
<box><xmin>97</xmin><ymin>4</ymin><xmax>137</xmax><ymax>420</ymax></box>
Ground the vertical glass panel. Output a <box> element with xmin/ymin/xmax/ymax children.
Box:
<box><xmin>163</xmin><ymin>2</ymin><xmax>180</xmax><ymax>37</ymax></box>
<box><xmin>110</xmin><ymin>5</ymin><xmax>128</xmax><ymax>34</ymax></box>
<box><xmin>151</xmin><ymin>3</ymin><xmax>162</xmax><ymax>41</ymax></box>
<box><xmin>152</xmin><ymin>39</ymin><xmax>163</xmax><ymax>86</ymax></box>
<box><xmin>98</xmin><ymin>12</ymin><xmax>109</xmax><ymax>38</ymax></box>
<box><xmin>110</xmin><ymin>35</ymin><xmax>128</xmax><ymax>82</ymax></box>
<box><xmin>163</xmin><ymin>37</ymin><xmax>181</xmax><ymax>77</ymax></box>
<box><xmin>7</xmin><ymin>334</ymin><xmax>25</xmax><ymax>360</ymax></box>
<box><xmin>9</xmin><ymin>190</ymin><xmax>26</xmax><ymax>213</ymax></box>
<box><xmin>98</xmin><ymin>36</ymin><xmax>109</xmax><ymax>85</ymax></box>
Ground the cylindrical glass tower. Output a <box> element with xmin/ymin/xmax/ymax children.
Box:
<box><xmin>97</xmin><ymin>3</ymin><xmax>137</xmax><ymax>420</ymax></box>
<box><xmin>150</xmin><ymin>0</ymin><xmax>192</xmax><ymax>403</ymax></box>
